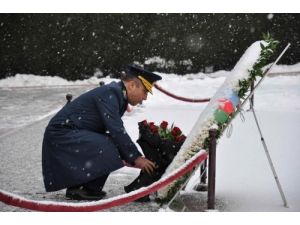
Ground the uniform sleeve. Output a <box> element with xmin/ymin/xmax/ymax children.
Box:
<box><xmin>94</xmin><ymin>89</ymin><xmax>142</xmax><ymax>164</ymax></box>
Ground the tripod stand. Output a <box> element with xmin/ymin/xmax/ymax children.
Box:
<box><xmin>247</xmin><ymin>98</ymin><xmax>289</xmax><ymax>207</ymax></box>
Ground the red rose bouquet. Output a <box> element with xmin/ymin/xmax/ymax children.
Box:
<box><xmin>140</xmin><ymin>120</ymin><xmax>186</xmax><ymax>143</ymax></box>
<box><xmin>124</xmin><ymin>120</ymin><xmax>186</xmax><ymax>201</ymax></box>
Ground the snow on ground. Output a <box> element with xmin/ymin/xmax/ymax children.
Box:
<box><xmin>0</xmin><ymin>65</ymin><xmax>300</xmax><ymax>214</ymax></box>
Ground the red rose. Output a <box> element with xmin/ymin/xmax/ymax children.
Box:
<box><xmin>171</xmin><ymin>127</ymin><xmax>182</xmax><ymax>137</ymax></box>
<box><xmin>149</xmin><ymin>123</ymin><xmax>158</xmax><ymax>134</ymax></box>
<box><xmin>176</xmin><ymin>135</ymin><xmax>186</xmax><ymax>142</ymax></box>
<box><xmin>160</xmin><ymin>121</ymin><xmax>168</xmax><ymax>130</ymax></box>
<box><xmin>151</xmin><ymin>126</ymin><xmax>158</xmax><ymax>134</ymax></box>
<box><xmin>142</xmin><ymin>120</ymin><xmax>148</xmax><ymax>126</ymax></box>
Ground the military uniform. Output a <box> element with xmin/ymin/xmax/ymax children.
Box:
<box><xmin>42</xmin><ymin>81</ymin><xmax>142</xmax><ymax>192</ymax></box>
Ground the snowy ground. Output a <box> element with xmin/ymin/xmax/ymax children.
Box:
<box><xmin>0</xmin><ymin>65</ymin><xmax>300</xmax><ymax>213</ymax></box>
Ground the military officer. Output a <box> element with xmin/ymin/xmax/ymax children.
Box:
<box><xmin>42</xmin><ymin>65</ymin><xmax>162</xmax><ymax>200</ymax></box>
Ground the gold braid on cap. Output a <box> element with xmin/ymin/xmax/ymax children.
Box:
<box><xmin>137</xmin><ymin>75</ymin><xmax>153</xmax><ymax>93</ymax></box>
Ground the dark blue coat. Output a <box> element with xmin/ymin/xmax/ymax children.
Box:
<box><xmin>42</xmin><ymin>81</ymin><xmax>142</xmax><ymax>192</ymax></box>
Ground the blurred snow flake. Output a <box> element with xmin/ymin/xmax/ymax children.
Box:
<box><xmin>85</xmin><ymin>161</ymin><xmax>93</xmax><ymax>169</ymax></box>
<box><xmin>185</xmin><ymin>33</ymin><xmax>204</xmax><ymax>52</ymax></box>
<box><xmin>267</xmin><ymin>14</ymin><xmax>274</xmax><ymax>20</ymax></box>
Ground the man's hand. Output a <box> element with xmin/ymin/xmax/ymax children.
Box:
<box><xmin>134</xmin><ymin>156</ymin><xmax>156</xmax><ymax>175</ymax></box>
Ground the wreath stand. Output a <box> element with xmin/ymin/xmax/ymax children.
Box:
<box><xmin>248</xmin><ymin>96</ymin><xmax>288</xmax><ymax>207</ymax></box>
<box><xmin>235</xmin><ymin>43</ymin><xmax>291</xmax><ymax>208</ymax></box>
<box><xmin>165</xmin><ymin>43</ymin><xmax>290</xmax><ymax>211</ymax></box>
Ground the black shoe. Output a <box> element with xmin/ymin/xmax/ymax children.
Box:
<box><xmin>66</xmin><ymin>187</ymin><xmax>106</xmax><ymax>201</ymax></box>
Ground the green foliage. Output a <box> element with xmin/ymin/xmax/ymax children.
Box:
<box><xmin>156</xmin><ymin>173</ymin><xmax>192</xmax><ymax>204</ymax></box>
<box><xmin>238</xmin><ymin>34</ymin><xmax>279</xmax><ymax>99</ymax></box>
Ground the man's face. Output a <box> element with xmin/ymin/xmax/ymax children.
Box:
<box><xmin>127</xmin><ymin>79</ymin><xmax>148</xmax><ymax>106</ymax></box>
